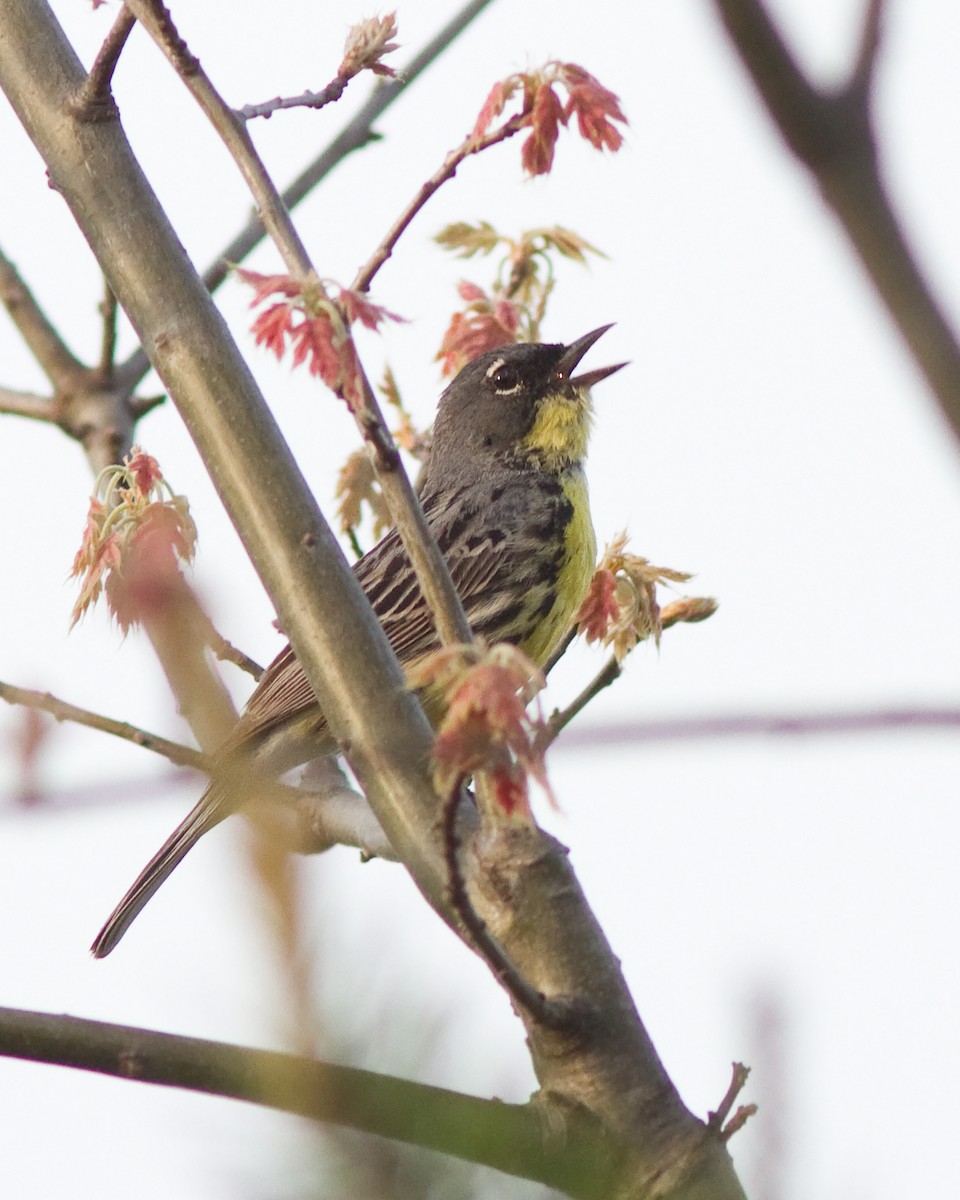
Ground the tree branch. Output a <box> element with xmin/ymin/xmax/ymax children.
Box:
<box><xmin>0</xmin><ymin>0</ymin><xmax>453</xmax><ymax>921</ymax></box>
<box><xmin>352</xmin><ymin>115</ymin><xmax>528</xmax><ymax>293</ymax></box>
<box><xmin>125</xmin><ymin>0</ymin><xmax>314</xmax><ymax>281</ymax></box>
<box><xmin>0</xmin><ymin>1006</ymin><xmax>614</xmax><ymax>1198</ymax></box>
<box><xmin>97</xmin><ymin>279</ymin><xmax>119</xmax><ymax>379</ymax></box>
<box><xmin>0</xmin><ymin>243</ymin><xmax>83</xmax><ymax>389</ymax></box>
<box><xmin>547</xmin><ymin>595</ymin><xmax>718</xmax><ymax>741</ymax></box>
<box><xmin>0</xmin><ymin>242</ymin><xmax>159</xmax><ymax>468</ymax></box>
<box><xmin>0</xmin><ymin>680</ymin><xmax>205</xmax><ymax>769</ymax></box>
<box><xmin>118</xmin><ymin>0</ymin><xmax>496</xmax><ymax>378</ymax></box>
<box><xmin>211</xmin><ymin>0</ymin><xmax>496</xmax><ymax>293</ymax></box>
<box><xmin>0</xmin><ymin>386</ymin><xmax>54</xmax><ymax>420</ymax></box>
<box><xmin>126</xmin><ymin>0</ymin><xmax>473</xmax><ymax>654</ymax></box>
<box><xmin>554</xmin><ymin>705</ymin><xmax>960</xmax><ymax>750</ymax></box>
<box><xmin>0</xmin><ymin>6</ymin><xmax>748</xmax><ymax>1195</ymax></box>
<box><xmin>441</xmin><ymin>780</ymin><xmax>576</xmax><ymax>1030</ymax></box>
<box><xmin>71</xmin><ymin>5</ymin><xmax>137</xmax><ymax>120</ymax></box>
<box><xmin>711</xmin><ymin>0</ymin><xmax>960</xmax><ymax>446</ymax></box>
<box><xmin>547</xmin><ymin>656</ymin><xmax>621</xmax><ymax>742</ymax></box>
<box><xmin>237</xmin><ymin>76</ymin><xmax>351</xmax><ymax>123</ymax></box>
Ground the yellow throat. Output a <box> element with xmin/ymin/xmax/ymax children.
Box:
<box><xmin>521</xmin><ymin>386</ymin><xmax>594</xmax><ymax>473</ymax></box>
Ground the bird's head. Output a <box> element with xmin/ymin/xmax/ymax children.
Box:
<box><xmin>426</xmin><ymin>326</ymin><xmax>626</xmax><ymax>491</ymax></box>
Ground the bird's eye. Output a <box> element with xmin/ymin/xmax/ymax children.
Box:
<box><xmin>490</xmin><ymin>363</ymin><xmax>521</xmax><ymax>395</ymax></box>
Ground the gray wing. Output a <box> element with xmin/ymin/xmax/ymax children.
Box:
<box><xmin>239</xmin><ymin>478</ymin><xmax>559</xmax><ymax>743</ymax></box>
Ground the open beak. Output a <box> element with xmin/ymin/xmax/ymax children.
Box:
<box><xmin>558</xmin><ymin>324</ymin><xmax>629</xmax><ymax>390</ymax></box>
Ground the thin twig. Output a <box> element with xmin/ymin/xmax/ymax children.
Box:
<box><xmin>547</xmin><ymin>596</ymin><xmax>717</xmax><ymax>740</ymax></box>
<box><xmin>127</xmin><ymin>393</ymin><xmax>166</xmax><ymax>419</ymax></box>
<box><xmin>97</xmin><ymin>280</ymin><xmax>118</xmax><ymax>380</ymax></box>
<box><xmin>126</xmin><ymin>0</ymin><xmax>313</xmax><ymax>281</ymax></box>
<box><xmin>440</xmin><ymin>778</ymin><xmax>576</xmax><ymax>1030</ymax></box>
<box><xmin>237</xmin><ymin>76</ymin><xmax>350</xmax><ymax>122</ymax></box>
<box><xmin>198</xmin><ymin>619</ymin><xmax>263</xmax><ymax>680</ymax></box>
<box><xmin>547</xmin><ymin>657</ymin><xmax>621</xmax><ymax>744</ymax></box>
<box><xmin>0</xmin><ymin>681</ymin><xmax>205</xmax><ymax>769</ymax></box>
<box><xmin>352</xmin><ymin>116</ymin><xmax>528</xmax><ymax>294</ymax></box>
<box><xmin>711</xmin><ymin>0</ymin><xmax>960</xmax><ymax>446</ymax></box>
<box><xmin>721</xmin><ymin>1104</ymin><xmax>759</xmax><ymax>1141</ymax></box>
<box><xmin>543</xmin><ymin>627</ymin><xmax>576</xmax><ymax>676</ymax></box>
<box><xmin>0</xmin><ymin>241</ymin><xmax>157</xmax><ymax>460</ymax></box>
<box><xmin>707</xmin><ymin>1062</ymin><xmax>751</xmax><ymax>1133</ymax></box>
<box><xmin>71</xmin><ymin>5</ymin><xmax>137</xmax><ymax>119</ymax></box>
<box><xmin>126</xmin><ymin>0</ymin><xmax>474</xmax><ymax>651</ymax></box>
<box><xmin>707</xmin><ymin>1062</ymin><xmax>757</xmax><ymax>1141</ymax></box>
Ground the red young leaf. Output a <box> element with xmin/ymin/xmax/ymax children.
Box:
<box><xmin>290</xmin><ymin>315</ymin><xmax>343</xmax><ymax>385</ymax></box>
<box><xmin>457</xmin><ymin>279</ymin><xmax>487</xmax><ymax>303</ymax></box>
<box><xmin>70</xmin><ymin>518</ymin><xmax>122</xmax><ymax>629</ymax></box>
<box><xmin>70</xmin><ymin>448</ymin><xmax>197</xmax><ymax>632</ymax></box>
<box><xmin>521</xmin><ymin>83</ymin><xmax>564</xmax><ymax>176</ymax></box>
<box><xmin>557</xmin><ymin>64</ymin><xmax>627</xmax><ymax>152</ymax></box>
<box><xmin>337</xmin><ymin>287</ymin><xmax>406</xmax><ymax>331</ymax></box>
<box><xmin>436</xmin><ymin>307</ymin><xmax>520</xmax><ymax>375</ymax></box>
<box><xmin>493</xmin><ymin>298</ymin><xmax>521</xmax><ymax>334</ymax></box>
<box><xmin>576</xmin><ymin>532</ymin><xmax>693</xmax><ymax>661</ymax></box>
<box><xmin>576</xmin><ymin>568</ymin><xmax>620</xmax><ymax>643</ymax></box>
<box><xmin>472</xmin><ymin>79</ymin><xmax>513</xmax><ymax>139</ymax></box>
<box><xmin>250</xmin><ymin>302</ymin><xmax>296</xmax><ymax>360</ymax></box>
<box><xmin>339</xmin><ymin>12</ymin><xmax>399</xmax><ymax>80</ymax></box>
<box><xmin>408</xmin><ymin>644</ymin><xmax>555</xmax><ymax>819</ymax></box>
<box><xmin>469</xmin><ymin>61</ymin><xmax>626</xmax><ymax>178</ymax></box>
<box><xmin>126</xmin><ymin>450</ymin><xmax>164</xmax><ymax>496</ymax></box>
<box><xmin>234</xmin><ymin>266</ymin><xmax>302</xmax><ymax>305</ymax></box>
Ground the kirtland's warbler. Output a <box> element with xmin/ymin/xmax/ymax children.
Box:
<box><xmin>92</xmin><ymin>326</ymin><xmax>624</xmax><ymax>957</ymax></box>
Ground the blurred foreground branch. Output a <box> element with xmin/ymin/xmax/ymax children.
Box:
<box><xmin>0</xmin><ymin>1006</ymin><xmax>614</xmax><ymax>1198</ymax></box>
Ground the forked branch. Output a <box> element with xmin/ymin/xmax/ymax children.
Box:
<box><xmin>712</xmin><ymin>0</ymin><xmax>960</xmax><ymax>445</ymax></box>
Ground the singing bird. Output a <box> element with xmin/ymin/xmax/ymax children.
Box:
<box><xmin>92</xmin><ymin>327</ymin><xmax>625</xmax><ymax>956</ymax></box>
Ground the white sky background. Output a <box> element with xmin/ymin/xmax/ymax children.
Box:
<box><xmin>1</xmin><ymin>1</ymin><xmax>959</xmax><ymax>1197</ymax></box>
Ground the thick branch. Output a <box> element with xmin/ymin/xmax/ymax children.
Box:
<box><xmin>0</xmin><ymin>1006</ymin><xmax>613</xmax><ymax>1198</ymax></box>
<box><xmin>0</xmin><ymin>6</ymin><xmax>747</xmax><ymax>1195</ymax></box>
<box><xmin>712</xmin><ymin>0</ymin><xmax>960</xmax><ymax>446</ymax></box>
<box><xmin>441</xmin><ymin>781</ymin><xmax>575</xmax><ymax>1029</ymax></box>
<box><xmin>0</xmin><ymin>0</ymin><xmax>454</xmax><ymax>923</ymax></box>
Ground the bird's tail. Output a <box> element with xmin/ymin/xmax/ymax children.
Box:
<box><xmin>90</xmin><ymin>783</ymin><xmax>228</xmax><ymax>958</ymax></box>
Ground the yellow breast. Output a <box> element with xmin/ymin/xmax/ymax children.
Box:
<box><xmin>521</xmin><ymin>469</ymin><xmax>597</xmax><ymax>666</ymax></box>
